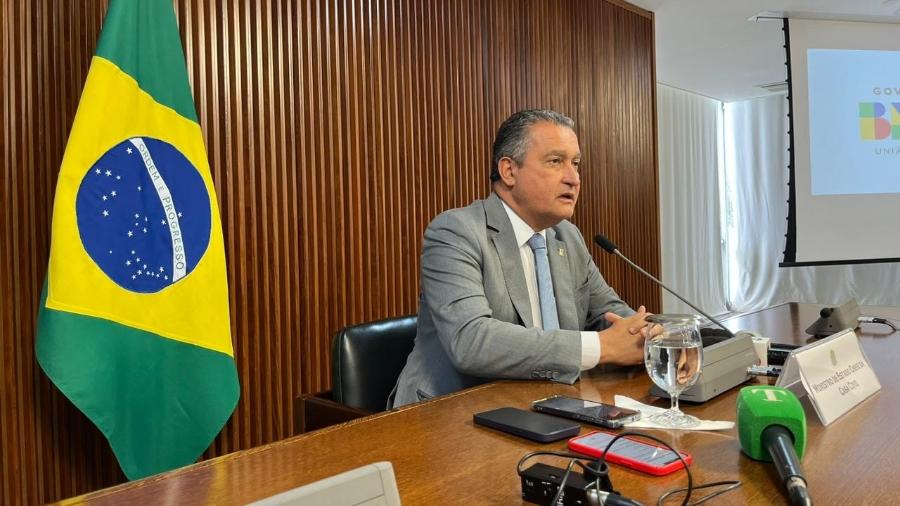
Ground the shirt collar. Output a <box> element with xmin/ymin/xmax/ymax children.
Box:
<box><xmin>500</xmin><ymin>198</ymin><xmax>546</xmax><ymax>249</ymax></box>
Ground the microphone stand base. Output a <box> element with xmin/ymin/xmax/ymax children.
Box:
<box><xmin>650</xmin><ymin>333</ymin><xmax>758</xmax><ymax>403</ymax></box>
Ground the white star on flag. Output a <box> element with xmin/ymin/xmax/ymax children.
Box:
<box><xmin>127</xmin><ymin>231</ymin><xmax>133</xmax><ymax>237</ymax></box>
<box><xmin>105</xmin><ymin>170</ymin><xmax>112</xmax><ymax>176</ymax></box>
<box><xmin>95</xmin><ymin>169</ymin><xmax>101</xmax><ymax>175</ymax></box>
<box><xmin>126</xmin><ymin>147</ymin><xmax>133</xmax><ymax>154</ymax></box>
<box><xmin>102</xmin><ymin>210</ymin><xmax>109</xmax><ymax>217</ymax></box>
<box><xmin>111</xmin><ymin>191</ymin><xmax>117</xmax><ymax>196</ymax></box>
<box><xmin>102</xmin><ymin>195</ymin><xmax>108</xmax><ymax>201</ymax></box>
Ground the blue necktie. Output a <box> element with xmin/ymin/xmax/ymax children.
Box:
<box><xmin>527</xmin><ymin>233</ymin><xmax>559</xmax><ymax>330</ymax></box>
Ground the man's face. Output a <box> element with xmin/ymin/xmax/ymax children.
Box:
<box><xmin>500</xmin><ymin>121</ymin><xmax>582</xmax><ymax>231</ymax></box>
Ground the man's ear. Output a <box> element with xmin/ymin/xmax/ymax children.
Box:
<box><xmin>497</xmin><ymin>157</ymin><xmax>517</xmax><ymax>187</ymax></box>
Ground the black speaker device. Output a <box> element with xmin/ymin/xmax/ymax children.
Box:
<box><xmin>520</xmin><ymin>462</ymin><xmax>618</xmax><ymax>506</ymax></box>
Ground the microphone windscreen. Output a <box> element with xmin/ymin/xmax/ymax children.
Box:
<box><xmin>593</xmin><ymin>234</ymin><xmax>618</xmax><ymax>253</ymax></box>
<box><xmin>736</xmin><ymin>386</ymin><xmax>807</xmax><ymax>461</ymax></box>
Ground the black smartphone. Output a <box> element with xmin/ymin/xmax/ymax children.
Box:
<box><xmin>473</xmin><ymin>407</ymin><xmax>581</xmax><ymax>443</ymax></box>
<box><xmin>531</xmin><ymin>395</ymin><xmax>641</xmax><ymax>428</ymax></box>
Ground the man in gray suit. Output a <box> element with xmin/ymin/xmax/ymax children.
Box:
<box><xmin>391</xmin><ymin>109</ymin><xmax>649</xmax><ymax>407</ymax></box>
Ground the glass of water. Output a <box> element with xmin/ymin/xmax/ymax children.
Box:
<box><xmin>644</xmin><ymin>314</ymin><xmax>703</xmax><ymax>428</ymax></box>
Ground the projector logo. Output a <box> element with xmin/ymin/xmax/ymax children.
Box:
<box><xmin>859</xmin><ymin>102</ymin><xmax>900</xmax><ymax>140</ymax></box>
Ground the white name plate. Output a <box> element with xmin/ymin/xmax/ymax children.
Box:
<box><xmin>776</xmin><ymin>328</ymin><xmax>881</xmax><ymax>425</ymax></box>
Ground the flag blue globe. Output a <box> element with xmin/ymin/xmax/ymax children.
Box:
<box><xmin>75</xmin><ymin>137</ymin><xmax>212</xmax><ymax>293</ymax></box>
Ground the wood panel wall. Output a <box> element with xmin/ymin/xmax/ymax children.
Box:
<box><xmin>0</xmin><ymin>0</ymin><xmax>659</xmax><ymax>503</ymax></box>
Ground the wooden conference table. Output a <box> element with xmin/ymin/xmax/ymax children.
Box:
<box><xmin>59</xmin><ymin>303</ymin><xmax>900</xmax><ymax>505</ymax></box>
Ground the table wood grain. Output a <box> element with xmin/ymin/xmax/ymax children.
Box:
<box><xmin>55</xmin><ymin>303</ymin><xmax>900</xmax><ymax>505</ymax></box>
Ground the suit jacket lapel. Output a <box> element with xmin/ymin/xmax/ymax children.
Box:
<box><xmin>547</xmin><ymin>227</ymin><xmax>578</xmax><ymax>330</ymax></box>
<box><xmin>485</xmin><ymin>193</ymin><xmax>534</xmax><ymax>327</ymax></box>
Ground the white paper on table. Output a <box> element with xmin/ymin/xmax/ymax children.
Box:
<box><xmin>614</xmin><ymin>395</ymin><xmax>734</xmax><ymax>431</ymax></box>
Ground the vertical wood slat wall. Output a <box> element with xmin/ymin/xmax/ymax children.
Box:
<box><xmin>0</xmin><ymin>0</ymin><xmax>659</xmax><ymax>503</ymax></box>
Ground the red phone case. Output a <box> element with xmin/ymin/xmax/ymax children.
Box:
<box><xmin>568</xmin><ymin>430</ymin><xmax>692</xmax><ymax>476</ymax></box>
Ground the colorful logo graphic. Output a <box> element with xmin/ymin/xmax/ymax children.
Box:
<box><xmin>859</xmin><ymin>102</ymin><xmax>900</xmax><ymax>140</ymax></box>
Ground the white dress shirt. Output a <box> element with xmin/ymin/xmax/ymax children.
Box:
<box><xmin>500</xmin><ymin>201</ymin><xmax>601</xmax><ymax>370</ymax></box>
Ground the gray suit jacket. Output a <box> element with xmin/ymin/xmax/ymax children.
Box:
<box><xmin>391</xmin><ymin>192</ymin><xmax>633</xmax><ymax>407</ymax></box>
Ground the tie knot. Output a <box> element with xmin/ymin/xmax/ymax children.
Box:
<box><xmin>527</xmin><ymin>233</ymin><xmax>546</xmax><ymax>251</ymax></box>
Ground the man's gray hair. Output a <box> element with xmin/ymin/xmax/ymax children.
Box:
<box><xmin>490</xmin><ymin>109</ymin><xmax>575</xmax><ymax>183</ymax></box>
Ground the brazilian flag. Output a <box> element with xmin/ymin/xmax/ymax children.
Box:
<box><xmin>36</xmin><ymin>0</ymin><xmax>239</xmax><ymax>480</ymax></box>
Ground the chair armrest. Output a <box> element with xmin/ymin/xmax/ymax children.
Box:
<box><xmin>294</xmin><ymin>391</ymin><xmax>372</xmax><ymax>433</ymax></box>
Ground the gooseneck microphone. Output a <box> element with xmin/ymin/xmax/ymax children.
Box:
<box><xmin>593</xmin><ymin>234</ymin><xmax>733</xmax><ymax>337</ymax></box>
<box><xmin>736</xmin><ymin>386</ymin><xmax>812</xmax><ymax>506</ymax></box>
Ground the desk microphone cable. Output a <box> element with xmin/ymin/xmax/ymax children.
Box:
<box><xmin>858</xmin><ymin>315</ymin><xmax>899</xmax><ymax>332</ymax></box>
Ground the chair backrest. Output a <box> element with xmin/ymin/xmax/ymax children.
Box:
<box><xmin>331</xmin><ymin>315</ymin><xmax>417</xmax><ymax>412</ymax></box>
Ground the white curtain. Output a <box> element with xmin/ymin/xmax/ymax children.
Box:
<box><xmin>723</xmin><ymin>95</ymin><xmax>900</xmax><ymax>310</ymax></box>
<box><xmin>657</xmin><ymin>84</ymin><xmax>729</xmax><ymax>317</ymax></box>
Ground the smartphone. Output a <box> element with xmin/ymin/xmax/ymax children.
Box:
<box><xmin>568</xmin><ymin>430</ymin><xmax>692</xmax><ymax>476</ymax></box>
<box><xmin>531</xmin><ymin>395</ymin><xmax>641</xmax><ymax>428</ymax></box>
<box><xmin>473</xmin><ymin>407</ymin><xmax>581</xmax><ymax>443</ymax></box>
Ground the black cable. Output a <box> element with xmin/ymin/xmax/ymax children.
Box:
<box><xmin>876</xmin><ymin>318</ymin><xmax>898</xmax><ymax>331</ymax></box>
<box><xmin>656</xmin><ymin>480</ymin><xmax>742</xmax><ymax>506</ymax></box>
<box><xmin>517</xmin><ymin>437</ymin><xmax>742</xmax><ymax>506</ymax></box>
<box><xmin>595</xmin><ymin>432</ymin><xmax>692</xmax><ymax>506</ymax></box>
<box><xmin>859</xmin><ymin>316</ymin><xmax>899</xmax><ymax>332</ymax></box>
<box><xmin>516</xmin><ymin>449</ymin><xmax>594</xmax><ymax>475</ymax></box>
<box><xmin>518</xmin><ymin>451</ymin><xmax>592</xmax><ymax>506</ymax></box>
<box><xmin>592</xmin><ymin>431</ymin><xmax>743</xmax><ymax>506</ymax></box>
<box><xmin>550</xmin><ymin>458</ymin><xmax>580</xmax><ymax>506</ymax></box>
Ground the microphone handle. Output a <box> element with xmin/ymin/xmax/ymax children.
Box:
<box><xmin>611</xmin><ymin>249</ymin><xmax>733</xmax><ymax>336</ymax></box>
<box><xmin>587</xmin><ymin>489</ymin><xmax>644</xmax><ymax>506</ymax></box>
<box><xmin>762</xmin><ymin>425</ymin><xmax>812</xmax><ymax>506</ymax></box>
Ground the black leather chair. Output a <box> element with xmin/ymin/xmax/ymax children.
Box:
<box><xmin>331</xmin><ymin>315</ymin><xmax>417</xmax><ymax>413</ymax></box>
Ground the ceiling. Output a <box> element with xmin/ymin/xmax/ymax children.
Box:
<box><xmin>627</xmin><ymin>0</ymin><xmax>900</xmax><ymax>102</ymax></box>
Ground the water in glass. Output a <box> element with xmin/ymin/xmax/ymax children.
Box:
<box><xmin>644</xmin><ymin>314</ymin><xmax>703</xmax><ymax>428</ymax></box>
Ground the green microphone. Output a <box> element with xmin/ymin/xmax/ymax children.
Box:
<box><xmin>736</xmin><ymin>386</ymin><xmax>812</xmax><ymax>506</ymax></box>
